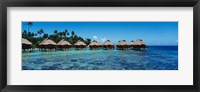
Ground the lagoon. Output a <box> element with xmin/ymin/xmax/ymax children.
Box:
<box><xmin>22</xmin><ymin>46</ymin><xmax>178</xmax><ymax>70</ymax></box>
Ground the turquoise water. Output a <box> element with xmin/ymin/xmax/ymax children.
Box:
<box><xmin>22</xmin><ymin>46</ymin><xmax>178</xmax><ymax>70</ymax></box>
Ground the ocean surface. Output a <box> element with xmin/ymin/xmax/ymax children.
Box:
<box><xmin>22</xmin><ymin>46</ymin><xmax>178</xmax><ymax>70</ymax></box>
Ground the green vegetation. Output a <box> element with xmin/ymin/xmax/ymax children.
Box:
<box><xmin>22</xmin><ymin>22</ymin><xmax>91</xmax><ymax>47</ymax></box>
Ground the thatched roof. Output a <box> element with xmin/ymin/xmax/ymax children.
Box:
<box><xmin>103</xmin><ymin>40</ymin><xmax>114</xmax><ymax>46</ymax></box>
<box><xmin>135</xmin><ymin>38</ymin><xmax>146</xmax><ymax>45</ymax></box>
<box><xmin>57</xmin><ymin>39</ymin><xmax>71</xmax><ymax>45</ymax></box>
<box><xmin>129</xmin><ymin>40</ymin><xmax>137</xmax><ymax>46</ymax></box>
<box><xmin>39</xmin><ymin>39</ymin><xmax>56</xmax><ymax>45</ymax></box>
<box><xmin>117</xmin><ymin>40</ymin><xmax>127</xmax><ymax>46</ymax></box>
<box><xmin>39</xmin><ymin>38</ymin><xmax>48</xmax><ymax>45</ymax></box>
<box><xmin>22</xmin><ymin>38</ymin><xmax>32</xmax><ymax>45</ymax></box>
<box><xmin>89</xmin><ymin>40</ymin><xmax>101</xmax><ymax>46</ymax></box>
<box><xmin>74</xmin><ymin>40</ymin><xmax>86</xmax><ymax>46</ymax></box>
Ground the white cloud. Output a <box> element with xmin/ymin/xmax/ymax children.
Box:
<box><xmin>93</xmin><ymin>36</ymin><xmax>98</xmax><ymax>39</ymax></box>
<box><xmin>101</xmin><ymin>38</ymin><xmax>107</xmax><ymax>42</ymax></box>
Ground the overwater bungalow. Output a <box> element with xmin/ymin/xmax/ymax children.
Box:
<box><xmin>38</xmin><ymin>38</ymin><xmax>57</xmax><ymax>50</ymax></box>
<box><xmin>116</xmin><ymin>40</ymin><xmax>128</xmax><ymax>50</ymax></box>
<box><xmin>57</xmin><ymin>39</ymin><xmax>72</xmax><ymax>50</ymax></box>
<box><xmin>102</xmin><ymin>40</ymin><xmax>114</xmax><ymax>50</ymax></box>
<box><xmin>128</xmin><ymin>40</ymin><xmax>137</xmax><ymax>48</ymax></box>
<box><xmin>22</xmin><ymin>38</ymin><xmax>33</xmax><ymax>52</ymax></box>
<box><xmin>74</xmin><ymin>40</ymin><xmax>87</xmax><ymax>49</ymax></box>
<box><xmin>130</xmin><ymin>38</ymin><xmax>147</xmax><ymax>50</ymax></box>
<box><xmin>38</xmin><ymin>38</ymin><xmax>48</xmax><ymax>50</ymax></box>
<box><xmin>89</xmin><ymin>40</ymin><xmax>101</xmax><ymax>50</ymax></box>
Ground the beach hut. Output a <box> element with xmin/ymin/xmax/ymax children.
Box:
<box><xmin>74</xmin><ymin>40</ymin><xmax>87</xmax><ymax>49</ymax></box>
<box><xmin>135</xmin><ymin>38</ymin><xmax>147</xmax><ymax>48</ymax></box>
<box><xmin>22</xmin><ymin>38</ymin><xmax>33</xmax><ymax>51</ymax></box>
<box><xmin>102</xmin><ymin>40</ymin><xmax>114</xmax><ymax>50</ymax></box>
<box><xmin>37</xmin><ymin>38</ymin><xmax>48</xmax><ymax>50</ymax></box>
<box><xmin>131</xmin><ymin>38</ymin><xmax>147</xmax><ymax>50</ymax></box>
<box><xmin>39</xmin><ymin>38</ymin><xmax>57</xmax><ymax>50</ymax></box>
<box><xmin>38</xmin><ymin>38</ymin><xmax>48</xmax><ymax>45</ymax></box>
<box><xmin>116</xmin><ymin>40</ymin><xmax>128</xmax><ymax>50</ymax></box>
<box><xmin>128</xmin><ymin>40</ymin><xmax>137</xmax><ymax>48</ymax></box>
<box><xmin>57</xmin><ymin>39</ymin><xmax>72</xmax><ymax>49</ymax></box>
<box><xmin>89</xmin><ymin>40</ymin><xmax>101</xmax><ymax>49</ymax></box>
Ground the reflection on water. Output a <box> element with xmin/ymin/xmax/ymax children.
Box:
<box><xmin>22</xmin><ymin>46</ymin><xmax>178</xmax><ymax>70</ymax></box>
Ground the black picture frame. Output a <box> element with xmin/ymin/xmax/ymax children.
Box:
<box><xmin>0</xmin><ymin>0</ymin><xmax>200</xmax><ymax>92</ymax></box>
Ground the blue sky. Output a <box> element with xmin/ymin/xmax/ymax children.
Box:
<box><xmin>22</xmin><ymin>22</ymin><xmax>178</xmax><ymax>46</ymax></box>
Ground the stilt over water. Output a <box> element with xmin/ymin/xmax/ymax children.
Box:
<box><xmin>22</xmin><ymin>38</ymin><xmax>33</xmax><ymax>52</ymax></box>
<box><xmin>38</xmin><ymin>38</ymin><xmax>57</xmax><ymax>51</ymax></box>
<box><xmin>102</xmin><ymin>40</ymin><xmax>115</xmax><ymax>50</ymax></box>
<box><xmin>89</xmin><ymin>40</ymin><xmax>102</xmax><ymax>50</ymax></box>
<box><xmin>117</xmin><ymin>40</ymin><xmax>129</xmax><ymax>50</ymax></box>
<box><xmin>22</xmin><ymin>38</ymin><xmax>147</xmax><ymax>51</ymax></box>
<box><xmin>128</xmin><ymin>38</ymin><xmax>147</xmax><ymax>50</ymax></box>
<box><xmin>74</xmin><ymin>40</ymin><xmax>87</xmax><ymax>50</ymax></box>
<box><xmin>57</xmin><ymin>39</ymin><xmax>72</xmax><ymax>50</ymax></box>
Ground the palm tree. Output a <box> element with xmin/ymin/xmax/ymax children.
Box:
<box><xmin>67</xmin><ymin>32</ymin><xmax>69</xmax><ymax>36</ymax></box>
<box><xmin>37</xmin><ymin>29</ymin><xmax>44</xmax><ymax>37</ymax></box>
<box><xmin>37</xmin><ymin>30</ymin><xmax>41</xmax><ymax>37</ymax></box>
<box><xmin>34</xmin><ymin>33</ymin><xmax>37</xmax><ymax>37</ymax></box>
<box><xmin>58</xmin><ymin>32</ymin><xmax>63</xmax><ymax>38</ymax></box>
<box><xmin>22</xmin><ymin>30</ymin><xmax>27</xmax><ymax>38</ymax></box>
<box><xmin>85</xmin><ymin>38</ymin><xmax>91</xmax><ymax>45</ymax></box>
<box><xmin>71</xmin><ymin>31</ymin><xmax>75</xmax><ymax>44</ymax></box>
<box><xmin>64</xmin><ymin>29</ymin><xmax>68</xmax><ymax>38</ymax></box>
<box><xmin>63</xmin><ymin>32</ymin><xmax>66</xmax><ymax>38</ymax></box>
<box><xmin>31</xmin><ymin>33</ymin><xmax>34</xmax><ymax>37</ymax></box>
<box><xmin>54</xmin><ymin>30</ymin><xmax>58</xmax><ymax>35</ymax></box>
<box><xmin>24</xmin><ymin>30</ymin><xmax>27</xmax><ymax>34</ymax></box>
<box><xmin>28</xmin><ymin>32</ymin><xmax>32</xmax><ymax>38</ymax></box>
<box><xmin>71</xmin><ymin>31</ymin><xmax>75</xmax><ymax>36</ymax></box>
<box><xmin>43</xmin><ymin>33</ymin><xmax>48</xmax><ymax>38</ymax></box>
<box><xmin>40</xmin><ymin>29</ymin><xmax>44</xmax><ymax>35</ymax></box>
<box><xmin>26</xmin><ymin>22</ymin><xmax>33</xmax><ymax>32</ymax></box>
<box><xmin>74</xmin><ymin>35</ymin><xmax>78</xmax><ymax>43</ymax></box>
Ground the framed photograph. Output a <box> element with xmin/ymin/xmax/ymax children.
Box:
<box><xmin>0</xmin><ymin>0</ymin><xmax>200</xmax><ymax>92</ymax></box>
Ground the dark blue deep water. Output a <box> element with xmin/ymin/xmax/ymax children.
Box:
<box><xmin>22</xmin><ymin>46</ymin><xmax>178</xmax><ymax>70</ymax></box>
